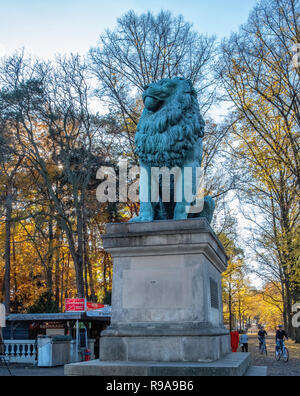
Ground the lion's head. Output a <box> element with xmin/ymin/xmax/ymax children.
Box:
<box><xmin>135</xmin><ymin>77</ymin><xmax>205</xmax><ymax>167</ymax></box>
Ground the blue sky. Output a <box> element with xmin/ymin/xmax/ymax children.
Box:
<box><xmin>0</xmin><ymin>0</ymin><xmax>258</xmax><ymax>59</ymax></box>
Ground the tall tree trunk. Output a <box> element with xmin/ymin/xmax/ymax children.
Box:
<box><xmin>55</xmin><ymin>248</ymin><xmax>60</xmax><ymax>307</ymax></box>
<box><xmin>75</xmin><ymin>196</ymin><xmax>85</xmax><ymax>298</ymax></box>
<box><xmin>75</xmin><ymin>251</ymin><xmax>85</xmax><ymax>298</ymax></box>
<box><xmin>238</xmin><ymin>295</ymin><xmax>242</xmax><ymax>331</ymax></box>
<box><xmin>4</xmin><ymin>184</ymin><xmax>12</xmax><ymax>313</ymax></box>
<box><xmin>84</xmin><ymin>259</ymin><xmax>89</xmax><ymax>299</ymax></box>
<box><xmin>46</xmin><ymin>217</ymin><xmax>54</xmax><ymax>295</ymax></box>
<box><xmin>83</xmin><ymin>208</ymin><xmax>96</xmax><ymax>302</ymax></box>
<box><xmin>54</xmin><ymin>225</ymin><xmax>62</xmax><ymax>306</ymax></box>
<box><xmin>64</xmin><ymin>253</ymin><xmax>71</xmax><ymax>301</ymax></box>
<box><xmin>59</xmin><ymin>211</ymin><xmax>85</xmax><ymax>298</ymax></box>
<box><xmin>12</xmin><ymin>232</ymin><xmax>18</xmax><ymax>312</ymax></box>
<box><xmin>228</xmin><ymin>282</ymin><xmax>232</xmax><ymax>332</ymax></box>
<box><xmin>103</xmin><ymin>253</ymin><xmax>108</xmax><ymax>295</ymax></box>
<box><xmin>283</xmin><ymin>273</ymin><xmax>294</xmax><ymax>338</ymax></box>
<box><xmin>60</xmin><ymin>252</ymin><xmax>65</xmax><ymax>311</ymax></box>
<box><xmin>295</xmin><ymin>327</ymin><xmax>300</xmax><ymax>344</ymax></box>
<box><xmin>280</xmin><ymin>279</ymin><xmax>288</xmax><ymax>331</ymax></box>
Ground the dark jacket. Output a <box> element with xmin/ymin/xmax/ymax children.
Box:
<box><xmin>258</xmin><ymin>330</ymin><xmax>267</xmax><ymax>338</ymax></box>
<box><xmin>276</xmin><ymin>329</ymin><xmax>288</xmax><ymax>340</ymax></box>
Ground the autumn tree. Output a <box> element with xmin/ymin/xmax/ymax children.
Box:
<box><xmin>89</xmin><ymin>10</ymin><xmax>217</xmax><ymax>161</ymax></box>
<box><xmin>254</xmin><ymin>283</ymin><xmax>284</xmax><ymax>331</ymax></box>
<box><xmin>0</xmin><ymin>52</ymin><xmax>116</xmax><ymax>300</ymax></box>
<box><xmin>0</xmin><ymin>103</ymin><xmax>24</xmax><ymax>312</ymax></box>
<box><xmin>219</xmin><ymin>230</ymin><xmax>250</xmax><ymax>331</ymax></box>
<box><xmin>218</xmin><ymin>0</ymin><xmax>300</xmax><ymax>338</ymax></box>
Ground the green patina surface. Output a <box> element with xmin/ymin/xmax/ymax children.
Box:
<box><xmin>132</xmin><ymin>77</ymin><xmax>215</xmax><ymax>223</ymax></box>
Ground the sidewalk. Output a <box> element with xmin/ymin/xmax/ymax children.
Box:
<box><xmin>0</xmin><ymin>365</ymin><xmax>65</xmax><ymax>376</ymax></box>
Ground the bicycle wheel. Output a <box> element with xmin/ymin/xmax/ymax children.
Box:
<box><xmin>283</xmin><ymin>347</ymin><xmax>289</xmax><ymax>362</ymax></box>
<box><xmin>275</xmin><ymin>348</ymin><xmax>281</xmax><ymax>361</ymax></box>
<box><xmin>264</xmin><ymin>345</ymin><xmax>268</xmax><ymax>356</ymax></box>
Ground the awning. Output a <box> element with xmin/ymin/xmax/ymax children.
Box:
<box><xmin>6</xmin><ymin>309</ymin><xmax>111</xmax><ymax>322</ymax></box>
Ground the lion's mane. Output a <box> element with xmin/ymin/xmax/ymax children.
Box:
<box><xmin>135</xmin><ymin>77</ymin><xmax>205</xmax><ymax>168</ymax></box>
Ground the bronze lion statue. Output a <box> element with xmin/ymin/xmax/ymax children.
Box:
<box><xmin>131</xmin><ymin>77</ymin><xmax>215</xmax><ymax>223</ymax></box>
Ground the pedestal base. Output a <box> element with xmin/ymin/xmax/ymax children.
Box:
<box><xmin>69</xmin><ymin>219</ymin><xmax>239</xmax><ymax>375</ymax></box>
<box><xmin>100</xmin><ymin>330</ymin><xmax>230</xmax><ymax>363</ymax></box>
<box><xmin>65</xmin><ymin>220</ymin><xmax>268</xmax><ymax>376</ymax></box>
<box><xmin>101</xmin><ymin>219</ymin><xmax>231</xmax><ymax>363</ymax></box>
<box><xmin>65</xmin><ymin>353</ymin><xmax>251</xmax><ymax>376</ymax></box>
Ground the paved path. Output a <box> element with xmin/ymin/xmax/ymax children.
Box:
<box><xmin>1</xmin><ymin>335</ymin><xmax>300</xmax><ymax>376</ymax></box>
<box><xmin>0</xmin><ymin>365</ymin><xmax>64</xmax><ymax>376</ymax></box>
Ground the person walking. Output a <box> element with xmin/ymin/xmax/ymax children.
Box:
<box><xmin>230</xmin><ymin>329</ymin><xmax>240</xmax><ymax>352</ymax></box>
<box><xmin>239</xmin><ymin>331</ymin><xmax>249</xmax><ymax>352</ymax></box>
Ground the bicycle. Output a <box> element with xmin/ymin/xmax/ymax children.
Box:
<box><xmin>275</xmin><ymin>339</ymin><xmax>289</xmax><ymax>362</ymax></box>
<box><xmin>258</xmin><ymin>337</ymin><xmax>267</xmax><ymax>356</ymax></box>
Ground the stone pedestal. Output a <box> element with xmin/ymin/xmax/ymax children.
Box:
<box><xmin>100</xmin><ymin>219</ymin><xmax>230</xmax><ymax>363</ymax></box>
<box><xmin>65</xmin><ymin>219</ymin><xmax>251</xmax><ymax>376</ymax></box>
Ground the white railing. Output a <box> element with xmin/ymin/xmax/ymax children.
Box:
<box><xmin>3</xmin><ymin>340</ymin><xmax>37</xmax><ymax>364</ymax></box>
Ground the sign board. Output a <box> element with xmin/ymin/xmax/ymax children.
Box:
<box><xmin>65</xmin><ymin>299</ymin><xmax>105</xmax><ymax>312</ymax></box>
<box><xmin>86</xmin><ymin>302</ymin><xmax>105</xmax><ymax>311</ymax></box>
<box><xmin>0</xmin><ymin>303</ymin><xmax>6</xmax><ymax>327</ymax></box>
<box><xmin>86</xmin><ymin>306</ymin><xmax>111</xmax><ymax>317</ymax></box>
<box><xmin>65</xmin><ymin>298</ymin><xmax>86</xmax><ymax>312</ymax></box>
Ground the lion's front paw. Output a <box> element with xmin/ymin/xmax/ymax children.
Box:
<box><xmin>129</xmin><ymin>203</ymin><xmax>154</xmax><ymax>223</ymax></box>
<box><xmin>129</xmin><ymin>215</ymin><xmax>154</xmax><ymax>223</ymax></box>
<box><xmin>173</xmin><ymin>204</ymin><xmax>189</xmax><ymax>220</ymax></box>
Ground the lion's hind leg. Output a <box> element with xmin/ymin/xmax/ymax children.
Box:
<box><xmin>129</xmin><ymin>202</ymin><xmax>155</xmax><ymax>222</ymax></box>
<box><xmin>188</xmin><ymin>195</ymin><xmax>215</xmax><ymax>224</ymax></box>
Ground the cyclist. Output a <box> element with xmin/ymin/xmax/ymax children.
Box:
<box><xmin>258</xmin><ymin>326</ymin><xmax>268</xmax><ymax>352</ymax></box>
<box><xmin>276</xmin><ymin>325</ymin><xmax>288</xmax><ymax>353</ymax></box>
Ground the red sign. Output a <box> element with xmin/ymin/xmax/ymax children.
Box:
<box><xmin>86</xmin><ymin>302</ymin><xmax>105</xmax><ymax>311</ymax></box>
<box><xmin>65</xmin><ymin>299</ymin><xmax>105</xmax><ymax>312</ymax></box>
<box><xmin>65</xmin><ymin>298</ymin><xmax>86</xmax><ymax>312</ymax></box>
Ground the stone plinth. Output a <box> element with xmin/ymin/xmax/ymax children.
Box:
<box><xmin>65</xmin><ymin>219</ymin><xmax>252</xmax><ymax>376</ymax></box>
<box><xmin>101</xmin><ymin>219</ymin><xmax>230</xmax><ymax>363</ymax></box>
<box><xmin>65</xmin><ymin>353</ymin><xmax>251</xmax><ymax>376</ymax></box>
